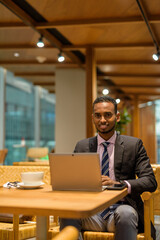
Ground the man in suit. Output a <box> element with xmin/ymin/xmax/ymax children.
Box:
<box><xmin>60</xmin><ymin>96</ymin><xmax>157</xmax><ymax>240</ymax></box>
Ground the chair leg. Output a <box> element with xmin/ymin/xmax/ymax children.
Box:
<box><xmin>13</xmin><ymin>214</ymin><xmax>19</xmax><ymax>240</ymax></box>
<box><xmin>144</xmin><ymin>197</ymin><xmax>153</xmax><ymax>240</ymax></box>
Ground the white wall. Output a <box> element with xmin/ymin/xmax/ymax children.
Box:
<box><xmin>55</xmin><ymin>68</ymin><xmax>86</xmax><ymax>152</ymax></box>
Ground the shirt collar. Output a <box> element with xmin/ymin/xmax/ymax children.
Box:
<box><xmin>97</xmin><ymin>131</ymin><xmax>117</xmax><ymax>146</ymax></box>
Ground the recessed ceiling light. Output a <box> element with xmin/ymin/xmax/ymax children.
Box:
<box><xmin>36</xmin><ymin>56</ymin><xmax>47</xmax><ymax>63</ymax></box>
<box><xmin>14</xmin><ymin>52</ymin><xmax>20</xmax><ymax>57</ymax></box>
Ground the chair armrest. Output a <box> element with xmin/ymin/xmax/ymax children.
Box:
<box><xmin>51</xmin><ymin>226</ymin><xmax>78</xmax><ymax>240</ymax></box>
<box><xmin>142</xmin><ymin>190</ymin><xmax>160</xmax><ymax>200</ymax></box>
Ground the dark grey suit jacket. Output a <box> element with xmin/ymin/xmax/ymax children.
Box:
<box><xmin>74</xmin><ymin>134</ymin><xmax>157</xmax><ymax>234</ymax></box>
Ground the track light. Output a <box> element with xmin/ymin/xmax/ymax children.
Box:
<box><xmin>37</xmin><ymin>35</ymin><xmax>44</xmax><ymax>48</ymax></box>
<box><xmin>152</xmin><ymin>51</ymin><xmax>160</xmax><ymax>61</ymax></box>
<box><xmin>58</xmin><ymin>52</ymin><xmax>65</xmax><ymax>62</ymax></box>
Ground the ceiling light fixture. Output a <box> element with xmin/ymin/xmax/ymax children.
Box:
<box><xmin>136</xmin><ymin>1</ymin><xmax>160</xmax><ymax>63</ymax></box>
<box><xmin>58</xmin><ymin>52</ymin><xmax>65</xmax><ymax>62</ymax></box>
<box><xmin>116</xmin><ymin>98</ymin><xmax>121</xmax><ymax>104</ymax></box>
<box><xmin>152</xmin><ymin>51</ymin><xmax>160</xmax><ymax>61</ymax></box>
<box><xmin>37</xmin><ymin>35</ymin><xmax>44</xmax><ymax>48</ymax></box>
<box><xmin>102</xmin><ymin>89</ymin><xmax>109</xmax><ymax>95</ymax></box>
<box><xmin>14</xmin><ymin>52</ymin><xmax>20</xmax><ymax>57</ymax></box>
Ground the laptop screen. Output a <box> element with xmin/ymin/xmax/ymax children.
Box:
<box><xmin>49</xmin><ymin>153</ymin><xmax>102</xmax><ymax>192</ymax></box>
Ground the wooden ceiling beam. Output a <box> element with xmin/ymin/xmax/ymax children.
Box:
<box><xmin>0</xmin><ymin>22</ymin><xmax>29</xmax><ymax>29</ymax></box>
<box><xmin>0</xmin><ymin>43</ymin><xmax>155</xmax><ymax>51</ymax></box>
<box><xmin>122</xmin><ymin>92</ymin><xmax>160</xmax><ymax>96</ymax></box>
<box><xmin>37</xmin><ymin>85</ymin><xmax>55</xmax><ymax>89</ymax></box>
<box><xmin>0</xmin><ymin>59</ymin><xmax>159</xmax><ymax>68</ymax></box>
<box><xmin>98</xmin><ymin>84</ymin><xmax>160</xmax><ymax>89</ymax></box>
<box><xmin>33</xmin><ymin>82</ymin><xmax>55</xmax><ymax>86</ymax></box>
<box><xmin>0</xmin><ymin>0</ymin><xmax>83</xmax><ymax>66</ymax></box>
<box><xmin>14</xmin><ymin>72</ymin><xmax>55</xmax><ymax>77</ymax></box>
<box><xmin>62</xmin><ymin>43</ymin><xmax>154</xmax><ymax>51</ymax></box>
<box><xmin>1</xmin><ymin>15</ymin><xmax>160</xmax><ymax>29</ymax></box>
<box><xmin>35</xmin><ymin>15</ymin><xmax>160</xmax><ymax>28</ymax></box>
<box><xmin>0</xmin><ymin>44</ymin><xmax>55</xmax><ymax>49</ymax></box>
<box><xmin>98</xmin><ymin>73</ymin><xmax>160</xmax><ymax>78</ymax></box>
<box><xmin>0</xmin><ymin>61</ymin><xmax>81</xmax><ymax>68</ymax></box>
<box><xmin>97</xmin><ymin>60</ymin><xmax>160</xmax><ymax>65</ymax></box>
<box><xmin>49</xmin><ymin>90</ymin><xmax>55</xmax><ymax>94</ymax></box>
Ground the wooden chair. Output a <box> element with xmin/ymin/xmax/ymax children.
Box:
<box><xmin>0</xmin><ymin>215</ymin><xmax>36</xmax><ymax>240</ymax></box>
<box><xmin>0</xmin><ymin>149</ymin><xmax>8</xmax><ymax>165</ymax></box>
<box><xmin>51</xmin><ymin>226</ymin><xmax>78</xmax><ymax>240</ymax></box>
<box><xmin>26</xmin><ymin>147</ymin><xmax>48</xmax><ymax>161</ymax></box>
<box><xmin>82</xmin><ymin>164</ymin><xmax>160</xmax><ymax>240</ymax></box>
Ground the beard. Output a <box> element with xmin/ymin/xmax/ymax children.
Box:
<box><xmin>97</xmin><ymin>124</ymin><xmax>116</xmax><ymax>134</ymax></box>
<box><xmin>96</xmin><ymin>119</ymin><xmax>117</xmax><ymax>135</ymax></box>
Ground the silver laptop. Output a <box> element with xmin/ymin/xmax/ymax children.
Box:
<box><xmin>49</xmin><ymin>153</ymin><xmax>102</xmax><ymax>192</ymax></box>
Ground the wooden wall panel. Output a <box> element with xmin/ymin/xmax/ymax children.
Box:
<box><xmin>139</xmin><ymin>104</ymin><xmax>157</xmax><ymax>164</ymax></box>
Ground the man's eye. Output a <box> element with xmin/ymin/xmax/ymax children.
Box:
<box><xmin>95</xmin><ymin>113</ymin><xmax>101</xmax><ymax>118</ymax></box>
<box><xmin>104</xmin><ymin>113</ymin><xmax>112</xmax><ymax>118</ymax></box>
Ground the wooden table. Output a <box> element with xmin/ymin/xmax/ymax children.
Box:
<box><xmin>0</xmin><ymin>185</ymin><xmax>128</xmax><ymax>239</ymax></box>
<box><xmin>13</xmin><ymin>160</ymin><xmax>49</xmax><ymax>166</ymax></box>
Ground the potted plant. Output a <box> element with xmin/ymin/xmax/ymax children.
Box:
<box><xmin>116</xmin><ymin>107</ymin><xmax>131</xmax><ymax>134</ymax></box>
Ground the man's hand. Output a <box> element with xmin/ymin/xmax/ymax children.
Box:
<box><xmin>101</xmin><ymin>175</ymin><xmax>120</xmax><ymax>186</ymax></box>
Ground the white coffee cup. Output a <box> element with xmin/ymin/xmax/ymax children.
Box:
<box><xmin>21</xmin><ymin>172</ymin><xmax>44</xmax><ymax>186</ymax></box>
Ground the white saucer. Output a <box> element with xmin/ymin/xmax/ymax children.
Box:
<box><xmin>17</xmin><ymin>182</ymin><xmax>44</xmax><ymax>189</ymax></box>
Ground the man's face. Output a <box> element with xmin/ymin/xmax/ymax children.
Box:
<box><xmin>92</xmin><ymin>101</ymin><xmax>120</xmax><ymax>138</ymax></box>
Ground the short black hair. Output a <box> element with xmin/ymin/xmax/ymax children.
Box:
<box><xmin>93</xmin><ymin>96</ymin><xmax>117</xmax><ymax>113</ymax></box>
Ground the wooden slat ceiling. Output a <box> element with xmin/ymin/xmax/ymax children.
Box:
<box><xmin>0</xmin><ymin>0</ymin><xmax>160</xmax><ymax>103</ymax></box>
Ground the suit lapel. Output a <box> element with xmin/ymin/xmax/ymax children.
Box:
<box><xmin>89</xmin><ymin>136</ymin><xmax>97</xmax><ymax>152</ymax></box>
<box><xmin>114</xmin><ymin>134</ymin><xmax>124</xmax><ymax>180</ymax></box>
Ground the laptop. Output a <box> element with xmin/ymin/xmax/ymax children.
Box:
<box><xmin>49</xmin><ymin>153</ymin><xmax>102</xmax><ymax>192</ymax></box>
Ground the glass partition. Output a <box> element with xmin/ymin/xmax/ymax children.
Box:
<box><xmin>4</xmin><ymin>72</ymin><xmax>55</xmax><ymax>165</ymax></box>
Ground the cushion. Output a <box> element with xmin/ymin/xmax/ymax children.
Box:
<box><xmin>0</xmin><ymin>214</ymin><xmax>34</xmax><ymax>223</ymax></box>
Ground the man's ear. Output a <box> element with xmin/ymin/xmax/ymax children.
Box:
<box><xmin>116</xmin><ymin>112</ymin><xmax>121</xmax><ymax>123</ymax></box>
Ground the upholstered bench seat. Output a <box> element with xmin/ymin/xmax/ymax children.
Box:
<box><xmin>0</xmin><ymin>222</ymin><xmax>36</xmax><ymax>240</ymax></box>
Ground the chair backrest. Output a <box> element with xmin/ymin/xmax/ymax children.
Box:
<box><xmin>26</xmin><ymin>147</ymin><xmax>48</xmax><ymax>159</ymax></box>
<box><xmin>0</xmin><ymin>149</ymin><xmax>8</xmax><ymax>165</ymax></box>
<box><xmin>0</xmin><ymin>165</ymin><xmax>50</xmax><ymax>186</ymax></box>
<box><xmin>151</xmin><ymin>164</ymin><xmax>160</xmax><ymax>216</ymax></box>
<box><xmin>151</xmin><ymin>164</ymin><xmax>160</xmax><ymax>189</ymax></box>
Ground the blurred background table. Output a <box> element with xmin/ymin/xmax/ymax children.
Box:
<box><xmin>13</xmin><ymin>160</ymin><xmax>49</xmax><ymax>166</ymax></box>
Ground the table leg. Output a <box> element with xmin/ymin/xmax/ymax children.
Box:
<box><xmin>36</xmin><ymin>216</ymin><xmax>48</xmax><ymax>240</ymax></box>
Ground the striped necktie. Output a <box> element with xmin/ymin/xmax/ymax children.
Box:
<box><xmin>101</xmin><ymin>142</ymin><xmax>110</xmax><ymax>220</ymax></box>
<box><xmin>101</xmin><ymin>142</ymin><xmax>110</xmax><ymax>176</ymax></box>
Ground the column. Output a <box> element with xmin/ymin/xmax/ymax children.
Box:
<box><xmin>34</xmin><ymin>86</ymin><xmax>41</xmax><ymax>147</ymax></box>
<box><xmin>55</xmin><ymin>68</ymin><xmax>86</xmax><ymax>152</ymax></box>
<box><xmin>132</xmin><ymin>95</ymin><xmax>140</xmax><ymax>138</ymax></box>
<box><xmin>86</xmin><ymin>46</ymin><xmax>97</xmax><ymax>138</ymax></box>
